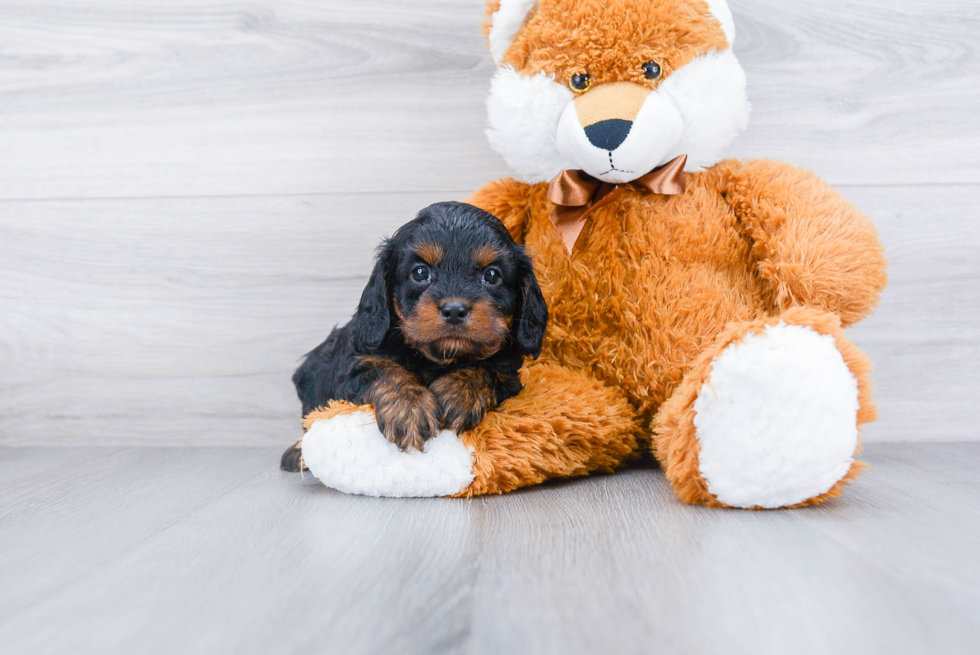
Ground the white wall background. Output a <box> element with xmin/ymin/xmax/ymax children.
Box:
<box><xmin>0</xmin><ymin>0</ymin><xmax>977</xmax><ymax>445</ymax></box>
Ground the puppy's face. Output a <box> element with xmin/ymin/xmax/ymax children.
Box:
<box><xmin>395</xmin><ymin>234</ymin><xmax>517</xmax><ymax>365</ymax></box>
<box><xmin>352</xmin><ymin>202</ymin><xmax>548</xmax><ymax>364</ymax></box>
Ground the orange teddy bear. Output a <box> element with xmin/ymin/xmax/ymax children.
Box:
<box><xmin>300</xmin><ymin>0</ymin><xmax>887</xmax><ymax>509</ymax></box>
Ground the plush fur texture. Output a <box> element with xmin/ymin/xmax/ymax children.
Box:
<box><xmin>486</xmin><ymin>68</ymin><xmax>576</xmax><ymax>183</ymax></box>
<box><xmin>465</xmin><ymin>160</ymin><xmax>885</xmax><ymax>506</ymax></box>
<box><xmin>301</xmin><ymin>0</ymin><xmax>887</xmax><ymax>508</ymax></box>
<box><xmin>301</xmin><ymin>402</ymin><xmax>476</xmax><ymax>498</ymax></box>
<box><xmin>654</xmin><ymin>307</ymin><xmax>875</xmax><ymax>508</ymax></box>
<box><xmin>487</xmin><ymin>0</ymin><xmax>539</xmax><ymax>65</ymax></box>
<box><xmin>455</xmin><ymin>363</ymin><xmax>645</xmax><ymax>496</ymax></box>
<box><xmin>703</xmin><ymin>0</ymin><xmax>735</xmax><ymax>44</ymax></box>
<box><xmin>692</xmin><ymin>320</ymin><xmax>861</xmax><ymax>508</ymax></box>
<box><xmin>484</xmin><ymin>0</ymin><xmax>747</xmax><ymax>182</ymax></box>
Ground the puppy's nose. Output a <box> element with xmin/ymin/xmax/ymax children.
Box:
<box><xmin>440</xmin><ymin>301</ymin><xmax>470</xmax><ymax>325</ymax></box>
<box><xmin>584</xmin><ymin>119</ymin><xmax>633</xmax><ymax>151</ymax></box>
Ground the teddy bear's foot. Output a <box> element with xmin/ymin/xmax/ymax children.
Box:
<box><xmin>300</xmin><ymin>401</ymin><xmax>476</xmax><ymax>498</ymax></box>
<box><xmin>655</xmin><ymin>307</ymin><xmax>876</xmax><ymax>509</ymax></box>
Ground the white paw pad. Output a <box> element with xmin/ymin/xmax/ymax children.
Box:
<box><xmin>693</xmin><ymin>323</ymin><xmax>860</xmax><ymax>508</ymax></box>
<box><xmin>301</xmin><ymin>411</ymin><xmax>476</xmax><ymax>498</ymax></box>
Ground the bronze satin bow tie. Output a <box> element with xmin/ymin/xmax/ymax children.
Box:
<box><xmin>547</xmin><ymin>154</ymin><xmax>688</xmax><ymax>254</ymax></box>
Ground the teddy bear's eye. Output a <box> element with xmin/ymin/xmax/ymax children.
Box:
<box><xmin>642</xmin><ymin>61</ymin><xmax>662</xmax><ymax>80</ymax></box>
<box><xmin>569</xmin><ymin>73</ymin><xmax>593</xmax><ymax>93</ymax></box>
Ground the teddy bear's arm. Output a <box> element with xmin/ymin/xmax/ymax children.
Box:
<box><xmin>466</xmin><ymin>178</ymin><xmax>538</xmax><ymax>243</ymax></box>
<box><xmin>719</xmin><ymin>159</ymin><xmax>888</xmax><ymax>327</ymax></box>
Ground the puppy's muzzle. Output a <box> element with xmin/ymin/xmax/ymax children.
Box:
<box><xmin>439</xmin><ymin>299</ymin><xmax>471</xmax><ymax>326</ymax></box>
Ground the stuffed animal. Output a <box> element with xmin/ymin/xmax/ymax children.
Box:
<box><xmin>300</xmin><ymin>0</ymin><xmax>887</xmax><ymax>508</ymax></box>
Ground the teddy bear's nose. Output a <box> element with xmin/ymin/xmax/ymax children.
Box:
<box><xmin>584</xmin><ymin>119</ymin><xmax>633</xmax><ymax>151</ymax></box>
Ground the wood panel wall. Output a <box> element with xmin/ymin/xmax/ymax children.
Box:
<box><xmin>1</xmin><ymin>0</ymin><xmax>977</xmax><ymax>445</ymax></box>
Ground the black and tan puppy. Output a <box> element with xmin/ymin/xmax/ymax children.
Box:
<box><xmin>281</xmin><ymin>201</ymin><xmax>548</xmax><ymax>472</ymax></box>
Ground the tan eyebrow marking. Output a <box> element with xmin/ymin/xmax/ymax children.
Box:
<box><xmin>414</xmin><ymin>242</ymin><xmax>444</xmax><ymax>265</ymax></box>
<box><xmin>474</xmin><ymin>244</ymin><xmax>506</xmax><ymax>268</ymax></box>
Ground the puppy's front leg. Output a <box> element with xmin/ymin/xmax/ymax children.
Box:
<box><xmin>430</xmin><ymin>368</ymin><xmax>500</xmax><ymax>434</ymax></box>
<box><xmin>359</xmin><ymin>357</ymin><xmax>440</xmax><ymax>452</ymax></box>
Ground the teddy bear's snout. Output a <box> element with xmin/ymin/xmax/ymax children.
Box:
<box><xmin>584</xmin><ymin>119</ymin><xmax>633</xmax><ymax>151</ymax></box>
<box><xmin>557</xmin><ymin>81</ymin><xmax>685</xmax><ymax>184</ymax></box>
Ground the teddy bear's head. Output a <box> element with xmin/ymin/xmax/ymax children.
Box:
<box><xmin>484</xmin><ymin>0</ymin><xmax>750</xmax><ymax>184</ymax></box>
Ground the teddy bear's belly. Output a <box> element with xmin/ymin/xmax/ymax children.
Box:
<box><xmin>534</xmin><ymin>210</ymin><xmax>765</xmax><ymax>418</ymax></box>
<box><xmin>542</xmin><ymin>267</ymin><xmax>758</xmax><ymax>416</ymax></box>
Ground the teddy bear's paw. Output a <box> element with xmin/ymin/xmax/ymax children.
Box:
<box><xmin>301</xmin><ymin>409</ymin><xmax>475</xmax><ymax>498</ymax></box>
<box><xmin>692</xmin><ymin>322</ymin><xmax>861</xmax><ymax>509</ymax></box>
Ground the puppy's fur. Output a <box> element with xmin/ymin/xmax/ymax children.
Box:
<box><xmin>281</xmin><ymin>201</ymin><xmax>548</xmax><ymax>472</ymax></box>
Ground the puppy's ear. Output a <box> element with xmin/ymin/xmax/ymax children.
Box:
<box><xmin>352</xmin><ymin>240</ymin><xmax>396</xmax><ymax>352</ymax></box>
<box><xmin>514</xmin><ymin>250</ymin><xmax>548</xmax><ymax>358</ymax></box>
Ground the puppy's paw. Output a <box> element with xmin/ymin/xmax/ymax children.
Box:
<box><xmin>430</xmin><ymin>369</ymin><xmax>495</xmax><ymax>434</ymax></box>
<box><xmin>280</xmin><ymin>440</ymin><xmax>307</xmax><ymax>472</ymax></box>
<box><xmin>374</xmin><ymin>385</ymin><xmax>441</xmax><ymax>452</ymax></box>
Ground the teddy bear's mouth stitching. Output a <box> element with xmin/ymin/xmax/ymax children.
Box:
<box><xmin>598</xmin><ymin>151</ymin><xmax>633</xmax><ymax>177</ymax></box>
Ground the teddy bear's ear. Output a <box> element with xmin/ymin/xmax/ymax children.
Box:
<box><xmin>485</xmin><ymin>0</ymin><xmax>538</xmax><ymax>65</ymax></box>
<box><xmin>704</xmin><ymin>0</ymin><xmax>737</xmax><ymax>47</ymax></box>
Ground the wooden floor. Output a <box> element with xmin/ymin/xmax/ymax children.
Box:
<box><xmin>0</xmin><ymin>443</ymin><xmax>977</xmax><ymax>655</ymax></box>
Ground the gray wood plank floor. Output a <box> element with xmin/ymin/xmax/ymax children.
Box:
<box><xmin>0</xmin><ymin>443</ymin><xmax>977</xmax><ymax>655</ymax></box>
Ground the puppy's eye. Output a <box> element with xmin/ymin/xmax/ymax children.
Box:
<box><xmin>569</xmin><ymin>73</ymin><xmax>593</xmax><ymax>93</ymax></box>
<box><xmin>642</xmin><ymin>61</ymin><xmax>662</xmax><ymax>80</ymax></box>
<box><xmin>411</xmin><ymin>265</ymin><xmax>430</xmax><ymax>283</ymax></box>
<box><xmin>482</xmin><ymin>268</ymin><xmax>502</xmax><ymax>286</ymax></box>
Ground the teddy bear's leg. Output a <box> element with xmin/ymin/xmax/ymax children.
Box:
<box><xmin>300</xmin><ymin>364</ymin><xmax>642</xmax><ymax>498</ymax></box>
<box><xmin>653</xmin><ymin>306</ymin><xmax>875</xmax><ymax>509</ymax></box>
<box><xmin>455</xmin><ymin>363</ymin><xmax>643</xmax><ymax>496</ymax></box>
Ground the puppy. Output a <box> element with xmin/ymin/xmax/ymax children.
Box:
<box><xmin>281</xmin><ymin>201</ymin><xmax>548</xmax><ymax>472</ymax></box>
